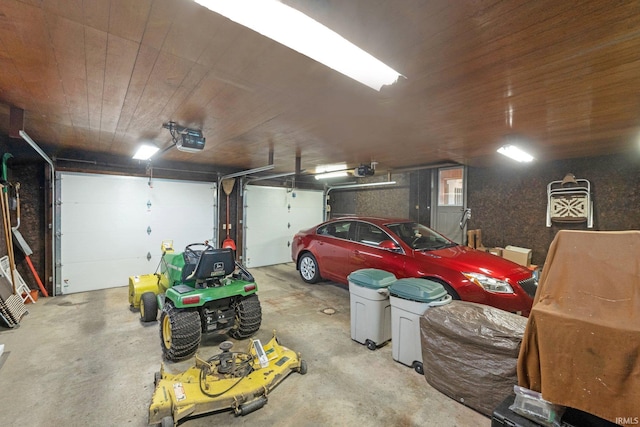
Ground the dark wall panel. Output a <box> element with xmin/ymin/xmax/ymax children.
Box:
<box><xmin>467</xmin><ymin>153</ymin><xmax>640</xmax><ymax>266</ymax></box>
<box><xmin>0</xmin><ymin>139</ymin><xmax>46</xmax><ymax>294</ymax></box>
<box><xmin>329</xmin><ymin>174</ymin><xmax>410</xmax><ymax>219</ymax></box>
<box><xmin>409</xmin><ymin>170</ymin><xmax>432</xmax><ymax>225</ymax></box>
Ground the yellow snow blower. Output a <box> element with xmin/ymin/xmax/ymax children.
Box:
<box><xmin>148</xmin><ymin>331</ymin><xmax>307</xmax><ymax>426</ymax></box>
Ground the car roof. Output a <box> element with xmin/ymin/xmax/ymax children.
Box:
<box><xmin>327</xmin><ymin>216</ymin><xmax>412</xmax><ymax>227</ymax></box>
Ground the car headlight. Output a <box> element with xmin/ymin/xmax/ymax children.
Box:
<box><xmin>462</xmin><ymin>272</ymin><xmax>514</xmax><ymax>294</ymax></box>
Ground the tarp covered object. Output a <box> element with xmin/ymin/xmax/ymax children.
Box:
<box><xmin>420</xmin><ymin>300</ymin><xmax>527</xmax><ymax>416</ymax></box>
<box><xmin>518</xmin><ymin>230</ymin><xmax>640</xmax><ymax>426</ymax></box>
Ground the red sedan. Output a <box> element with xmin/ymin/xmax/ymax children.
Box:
<box><xmin>291</xmin><ymin>217</ymin><xmax>537</xmax><ymax>316</ymax></box>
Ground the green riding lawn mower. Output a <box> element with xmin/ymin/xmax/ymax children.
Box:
<box><xmin>129</xmin><ymin>241</ymin><xmax>306</xmax><ymax>426</ymax></box>
<box><xmin>129</xmin><ymin>241</ymin><xmax>262</xmax><ymax>361</ymax></box>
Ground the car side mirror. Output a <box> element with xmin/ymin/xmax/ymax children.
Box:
<box><xmin>379</xmin><ymin>240</ymin><xmax>400</xmax><ymax>251</ymax></box>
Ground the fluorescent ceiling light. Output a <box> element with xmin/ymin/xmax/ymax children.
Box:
<box><xmin>132</xmin><ymin>144</ymin><xmax>159</xmax><ymax>160</ymax></box>
<box><xmin>315</xmin><ymin>163</ymin><xmax>346</xmax><ymax>174</ymax></box>
<box><xmin>314</xmin><ymin>163</ymin><xmax>348</xmax><ymax>180</ymax></box>
<box><xmin>497</xmin><ymin>145</ymin><xmax>534</xmax><ymax>163</ymax></box>
<box><xmin>315</xmin><ymin>171</ymin><xmax>348</xmax><ymax>180</ymax></box>
<box><xmin>194</xmin><ymin>0</ymin><xmax>403</xmax><ymax>91</ymax></box>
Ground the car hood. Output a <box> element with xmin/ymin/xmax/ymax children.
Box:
<box><xmin>415</xmin><ymin>244</ymin><xmax>531</xmax><ymax>279</ymax></box>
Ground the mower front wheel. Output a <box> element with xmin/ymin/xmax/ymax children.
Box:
<box><xmin>228</xmin><ymin>294</ymin><xmax>262</xmax><ymax>340</ymax></box>
<box><xmin>160</xmin><ymin>415</ymin><xmax>174</xmax><ymax>427</ymax></box>
<box><xmin>140</xmin><ymin>292</ymin><xmax>158</xmax><ymax>322</ymax></box>
<box><xmin>159</xmin><ymin>302</ymin><xmax>202</xmax><ymax>361</ymax></box>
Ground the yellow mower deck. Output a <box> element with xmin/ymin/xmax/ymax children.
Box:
<box><xmin>148</xmin><ymin>333</ymin><xmax>306</xmax><ymax>426</ymax></box>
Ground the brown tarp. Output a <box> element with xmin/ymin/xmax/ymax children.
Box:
<box><xmin>420</xmin><ymin>300</ymin><xmax>527</xmax><ymax>416</ymax></box>
<box><xmin>518</xmin><ymin>230</ymin><xmax>640</xmax><ymax>426</ymax></box>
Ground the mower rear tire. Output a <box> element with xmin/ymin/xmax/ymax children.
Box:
<box><xmin>228</xmin><ymin>294</ymin><xmax>262</xmax><ymax>340</ymax></box>
<box><xmin>140</xmin><ymin>292</ymin><xmax>158</xmax><ymax>322</ymax></box>
<box><xmin>159</xmin><ymin>302</ymin><xmax>202</xmax><ymax>361</ymax></box>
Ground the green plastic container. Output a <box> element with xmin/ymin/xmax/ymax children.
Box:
<box><xmin>388</xmin><ymin>278</ymin><xmax>452</xmax><ymax>373</ymax></box>
<box><xmin>389</xmin><ymin>278</ymin><xmax>447</xmax><ymax>302</ymax></box>
<box><xmin>348</xmin><ymin>269</ymin><xmax>397</xmax><ymax>349</ymax></box>
<box><xmin>348</xmin><ymin>269</ymin><xmax>397</xmax><ymax>290</ymax></box>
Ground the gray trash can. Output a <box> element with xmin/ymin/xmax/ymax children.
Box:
<box><xmin>389</xmin><ymin>278</ymin><xmax>452</xmax><ymax>373</ymax></box>
<box><xmin>348</xmin><ymin>269</ymin><xmax>397</xmax><ymax>350</ymax></box>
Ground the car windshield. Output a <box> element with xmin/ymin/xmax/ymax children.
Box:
<box><xmin>385</xmin><ymin>222</ymin><xmax>457</xmax><ymax>251</ymax></box>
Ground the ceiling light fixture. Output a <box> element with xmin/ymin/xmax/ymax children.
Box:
<box><xmin>314</xmin><ymin>163</ymin><xmax>348</xmax><ymax>180</ymax></box>
<box><xmin>315</xmin><ymin>171</ymin><xmax>348</xmax><ymax>180</ymax></box>
<box><xmin>497</xmin><ymin>144</ymin><xmax>534</xmax><ymax>163</ymax></box>
<box><xmin>132</xmin><ymin>144</ymin><xmax>159</xmax><ymax>160</ymax></box>
<box><xmin>193</xmin><ymin>0</ymin><xmax>403</xmax><ymax>91</ymax></box>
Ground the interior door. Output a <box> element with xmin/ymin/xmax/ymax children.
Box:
<box><xmin>430</xmin><ymin>166</ymin><xmax>467</xmax><ymax>244</ymax></box>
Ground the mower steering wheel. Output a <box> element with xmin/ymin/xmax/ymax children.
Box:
<box><xmin>184</xmin><ymin>243</ymin><xmax>214</xmax><ymax>259</ymax></box>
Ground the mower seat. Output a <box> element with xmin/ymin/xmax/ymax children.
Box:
<box><xmin>181</xmin><ymin>250</ymin><xmax>201</xmax><ymax>281</ymax></box>
<box><xmin>186</xmin><ymin>248</ymin><xmax>235</xmax><ymax>286</ymax></box>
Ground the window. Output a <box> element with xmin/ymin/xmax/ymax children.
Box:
<box><xmin>317</xmin><ymin>221</ymin><xmax>351</xmax><ymax>239</ymax></box>
<box><xmin>438</xmin><ymin>167</ymin><xmax>463</xmax><ymax>206</ymax></box>
<box><xmin>386</xmin><ymin>221</ymin><xmax>455</xmax><ymax>251</ymax></box>
<box><xmin>356</xmin><ymin>222</ymin><xmax>391</xmax><ymax>246</ymax></box>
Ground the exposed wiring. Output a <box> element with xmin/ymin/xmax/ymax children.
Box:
<box><xmin>198</xmin><ymin>352</ymin><xmax>254</xmax><ymax>398</ymax></box>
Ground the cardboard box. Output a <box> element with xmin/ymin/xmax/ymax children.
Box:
<box><xmin>488</xmin><ymin>247</ymin><xmax>503</xmax><ymax>257</ymax></box>
<box><xmin>502</xmin><ymin>245</ymin><xmax>532</xmax><ymax>266</ymax></box>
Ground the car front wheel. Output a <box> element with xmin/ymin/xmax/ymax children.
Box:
<box><xmin>299</xmin><ymin>253</ymin><xmax>321</xmax><ymax>284</ymax></box>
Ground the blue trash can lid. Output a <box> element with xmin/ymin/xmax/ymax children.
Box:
<box><xmin>347</xmin><ymin>269</ymin><xmax>397</xmax><ymax>289</ymax></box>
<box><xmin>389</xmin><ymin>278</ymin><xmax>447</xmax><ymax>302</ymax></box>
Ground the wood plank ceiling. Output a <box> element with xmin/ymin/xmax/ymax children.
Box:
<box><xmin>1</xmin><ymin>0</ymin><xmax>639</xmax><ymax>173</ymax></box>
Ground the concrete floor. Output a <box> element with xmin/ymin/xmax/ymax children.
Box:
<box><xmin>0</xmin><ymin>263</ymin><xmax>489</xmax><ymax>427</ymax></box>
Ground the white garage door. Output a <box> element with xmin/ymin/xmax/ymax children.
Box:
<box><xmin>56</xmin><ymin>172</ymin><xmax>215</xmax><ymax>294</ymax></box>
<box><xmin>244</xmin><ymin>186</ymin><xmax>324</xmax><ymax>268</ymax></box>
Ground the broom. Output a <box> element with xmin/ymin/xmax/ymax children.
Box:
<box><xmin>221</xmin><ymin>179</ymin><xmax>236</xmax><ymax>250</ymax></box>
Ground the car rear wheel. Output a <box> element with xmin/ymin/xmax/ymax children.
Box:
<box><xmin>299</xmin><ymin>253</ymin><xmax>321</xmax><ymax>284</ymax></box>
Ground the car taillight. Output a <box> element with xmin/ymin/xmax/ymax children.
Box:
<box><xmin>182</xmin><ymin>295</ymin><xmax>200</xmax><ymax>305</ymax></box>
<box><xmin>244</xmin><ymin>284</ymin><xmax>256</xmax><ymax>292</ymax></box>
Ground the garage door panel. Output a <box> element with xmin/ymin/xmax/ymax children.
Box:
<box><xmin>60</xmin><ymin>257</ymin><xmax>156</xmax><ymax>293</ymax></box>
<box><xmin>149</xmin><ymin>180</ymin><xmax>215</xmax><ymax>207</ymax></box>
<box><xmin>60</xmin><ymin>174</ymin><xmax>148</xmax><ymax>204</ymax></box>
<box><xmin>244</xmin><ymin>186</ymin><xmax>323</xmax><ymax>268</ymax></box>
<box><xmin>150</xmin><ymin>220</ymin><xmax>213</xmax><ymax>252</ymax></box>
<box><xmin>61</xmin><ymin>204</ymin><xmax>148</xmax><ymax>233</ymax></box>
<box><xmin>60</xmin><ymin>231</ymin><xmax>149</xmax><ymax>263</ymax></box>
<box><xmin>58</xmin><ymin>172</ymin><xmax>215</xmax><ymax>294</ymax></box>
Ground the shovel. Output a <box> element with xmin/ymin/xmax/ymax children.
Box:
<box><xmin>11</xmin><ymin>182</ymin><xmax>48</xmax><ymax>297</ymax></box>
